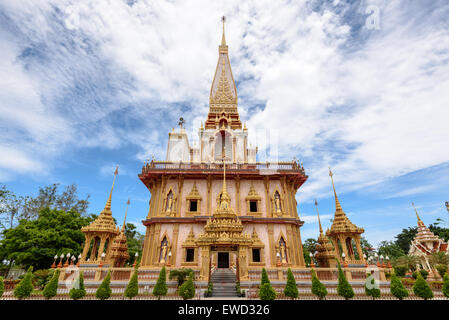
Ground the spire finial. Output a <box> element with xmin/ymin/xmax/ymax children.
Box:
<box><xmin>103</xmin><ymin>165</ymin><xmax>119</xmax><ymax>213</ymax></box>
<box><xmin>221</xmin><ymin>16</ymin><xmax>226</xmax><ymax>46</ymax></box>
<box><xmin>412</xmin><ymin>202</ymin><xmax>424</xmax><ymax>226</ymax></box>
<box><xmin>222</xmin><ymin>147</ymin><xmax>227</xmax><ymax>192</ymax></box>
<box><xmin>315</xmin><ymin>199</ymin><xmax>323</xmax><ymax>234</ymax></box>
<box><xmin>329</xmin><ymin>166</ymin><xmax>342</xmax><ymax>211</ymax></box>
<box><xmin>122</xmin><ymin>198</ymin><xmax>130</xmax><ymax>232</ymax></box>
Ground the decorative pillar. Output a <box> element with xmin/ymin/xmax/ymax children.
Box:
<box><xmin>96</xmin><ymin>236</ymin><xmax>106</xmax><ymax>263</ymax></box>
<box><xmin>152</xmin><ymin>224</ymin><xmax>162</xmax><ymax>265</ymax></box>
<box><xmin>200</xmin><ymin>246</ymin><xmax>210</xmax><ymax>281</ymax></box>
<box><xmin>171</xmin><ymin>224</ymin><xmax>180</xmax><ymax>267</ymax></box>
<box><xmin>355</xmin><ymin>237</ymin><xmax>364</xmax><ymax>262</ymax></box>
<box><xmin>235</xmin><ymin>175</ymin><xmax>240</xmax><ymax>215</ymax></box>
<box><xmin>177</xmin><ymin>176</ymin><xmax>184</xmax><ymax>217</ymax></box>
<box><xmin>264</xmin><ymin>177</ymin><xmax>271</xmax><ymax>218</ymax></box>
<box><xmin>238</xmin><ymin>246</ymin><xmax>248</xmax><ymax>280</ymax></box>
<box><xmin>89</xmin><ymin>238</ymin><xmax>99</xmax><ymax>261</ymax></box>
<box><xmin>207</xmin><ymin>175</ymin><xmax>212</xmax><ymax>215</ymax></box>
<box><xmin>81</xmin><ymin>234</ymin><xmax>92</xmax><ymax>261</ymax></box>
<box><xmin>268</xmin><ymin>224</ymin><xmax>275</xmax><ymax>267</ymax></box>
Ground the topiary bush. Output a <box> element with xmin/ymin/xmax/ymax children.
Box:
<box><xmin>393</xmin><ymin>265</ymin><xmax>408</xmax><ymax>277</ymax></box>
<box><xmin>364</xmin><ymin>272</ymin><xmax>381</xmax><ymax>300</ymax></box>
<box><xmin>412</xmin><ymin>269</ymin><xmax>429</xmax><ymax>280</ymax></box>
<box><xmin>261</xmin><ymin>268</ymin><xmax>270</xmax><ymax>285</ymax></box>
<box><xmin>442</xmin><ymin>274</ymin><xmax>449</xmax><ymax>298</ymax></box>
<box><xmin>311</xmin><ymin>269</ymin><xmax>327</xmax><ymax>300</ymax></box>
<box><xmin>43</xmin><ymin>269</ymin><xmax>60</xmax><ymax>299</ymax></box>
<box><xmin>390</xmin><ymin>273</ymin><xmax>409</xmax><ymax>300</ymax></box>
<box><xmin>204</xmin><ymin>281</ymin><xmax>213</xmax><ymax>297</ymax></box>
<box><xmin>436</xmin><ymin>264</ymin><xmax>448</xmax><ymax>279</ymax></box>
<box><xmin>169</xmin><ymin>268</ymin><xmax>193</xmax><ymax>287</ymax></box>
<box><xmin>283</xmin><ymin>268</ymin><xmax>298</xmax><ymax>299</ymax></box>
<box><xmin>14</xmin><ymin>266</ymin><xmax>34</xmax><ymax>300</ymax></box>
<box><xmin>259</xmin><ymin>283</ymin><xmax>276</xmax><ymax>300</ymax></box>
<box><xmin>336</xmin><ymin>262</ymin><xmax>354</xmax><ymax>300</ymax></box>
<box><xmin>413</xmin><ymin>273</ymin><xmax>433</xmax><ymax>300</ymax></box>
<box><xmin>69</xmin><ymin>271</ymin><xmax>86</xmax><ymax>300</ymax></box>
<box><xmin>178</xmin><ymin>272</ymin><xmax>195</xmax><ymax>300</ymax></box>
<box><xmin>152</xmin><ymin>266</ymin><xmax>167</xmax><ymax>300</ymax></box>
<box><xmin>0</xmin><ymin>276</ymin><xmax>4</xmax><ymax>298</ymax></box>
<box><xmin>95</xmin><ymin>271</ymin><xmax>112</xmax><ymax>300</ymax></box>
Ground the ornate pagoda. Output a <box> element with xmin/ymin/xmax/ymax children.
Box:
<box><xmin>314</xmin><ymin>200</ymin><xmax>337</xmax><ymax>268</ymax></box>
<box><xmin>409</xmin><ymin>203</ymin><xmax>448</xmax><ymax>271</ymax></box>
<box><xmin>138</xmin><ymin>18</ymin><xmax>308</xmax><ymax>277</ymax></box>
<box><xmin>325</xmin><ymin>168</ymin><xmax>365</xmax><ymax>265</ymax></box>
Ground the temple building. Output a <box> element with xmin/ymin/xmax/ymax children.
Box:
<box><xmin>409</xmin><ymin>203</ymin><xmax>448</xmax><ymax>271</ymax></box>
<box><xmin>138</xmin><ymin>18</ymin><xmax>308</xmax><ymax>280</ymax></box>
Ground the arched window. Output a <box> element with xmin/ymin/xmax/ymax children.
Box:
<box><xmin>345</xmin><ymin>237</ymin><xmax>354</xmax><ymax>257</ymax></box>
<box><xmin>214</xmin><ymin>130</ymin><xmax>232</xmax><ymax>161</ymax></box>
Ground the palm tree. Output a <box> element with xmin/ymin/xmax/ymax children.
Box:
<box><xmin>392</xmin><ymin>255</ymin><xmax>420</xmax><ymax>272</ymax></box>
<box><xmin>428</xmin><ymin>252</ymin><xmax>449</xmax><ymax>267</ymax></box>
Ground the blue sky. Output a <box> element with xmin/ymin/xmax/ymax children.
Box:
<box><xmin>1</xmin><ymin>0</ymin><xmax>448</xmax><ymax>246</ymax></box>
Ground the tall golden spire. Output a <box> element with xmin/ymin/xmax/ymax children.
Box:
<box><xmin>412</xmin><ymin>202</ymin><xmax>425</xmax><ymax>227</ymax></box>
<box><xmin>315</xmin><ymin>199</ymin><xmax>323</xmax><ymax>235</ymax></box>
<box><xmin>221</xmin><ymin>16</ymin><xmax>226</xmax><ymax>46</ymax></box>
<box><xmin>222</xmin><ymin>148</ymin><xmax>227</xmax><ymax>193</ymax></box>
<box><xmin>122</xmin><ymin>198</ymin><xmax>130</xmax><ymax>232</ymax></box>
<box><xmin>103</xmin><ymin>166</ymin><xmax>119</xmax><ymax>214</ymax></box>
<box><xmin>329</xmin><ymin>167</ymin><xmax>343</xmax><ymax>211</ymax></box>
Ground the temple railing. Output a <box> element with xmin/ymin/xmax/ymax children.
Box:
<box><xmin>140</xmin><ymin>161</ymin><xmax>306</xmax><ymax>176</ymax></box>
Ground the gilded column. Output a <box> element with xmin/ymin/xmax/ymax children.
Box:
<box><xmin>152</xmin><ymin>224</ymin><xmax>162</xmax><ymax>265</ymax></box>
<box><xmin>295</xmin><ymin>226</ymin><xmax>306</xmax><ymax>267</ymax></box>
<box><xmin>207</xmin><ymin>175</ymin><xmax>212</xmax><ymax>215</ymax></box>
<box><xmin>200</xmin><ymin>246</ymin><xmax>210</xmax><ymax>280</ymax></box>
<box><xmin>89</xmin><ymin>237</ymin><xmax>99</xmax><ymax>261</ymax></box>
<box><xmin>235</xmin><ymin>175</ymin><xmax>240</xmax><ymax>215</ymax></box>
<box><xmin>81</xmin><ymin>234</ymin><xmax>92</xmax><ymax>261</ymax></box>
<box><xmin>171</xmin><ymin>224</ymin><xmax>180</xmax><ymax>266</ymax></box>
<box><xmin>177</xmin><ymin>175</ymin><xmax>184</xmax><ymax>217</ymax></box>
<box><xmin>268</xmin><ymin>224</ymin><xmax>275</xmax><ymax>267</ymax></box>
<box><xmin>264</xmin><ymin>177</ymin><xmax>271</xmax><ymax>218</ymax></box>
<box><xmin>96</xmin><ymin>236</ymin><xmax>107</xmax><ymax>263</ymax></box>
<box><xmin>158</xmin><ymin>176</ymin><xmax>167</xmax><ymax>216</ymax></box>
<box><xmin>286</xmin><ymin>225</ymin><xmax>298</xmax><ymax>266</ymax></box>
<box><xmin>355</xmin><ymin>237</ymin><xmax>364</xmax><ymax>262</ymax></box>
<box><xmin>238</xmin><ymin>246</ymin><xmax>248</xmax><ymax>280</ymax></box>
<box><xmin>141</xmin><ymin>225</ymin><xmax>152</xmax><ymax>267</ymax></box>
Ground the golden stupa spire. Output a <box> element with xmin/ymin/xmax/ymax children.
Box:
<box><xmin>221</xmin><ymin>16</ymin><xmax>226</xmax><ymax>46</ymax></box>
<box><xmin>121</xmin><ymin>198</ymin><xmax>130</xmax><ymax>232</ymax></box>
<box><xmin>315</xmin><ymin>199</ymin><xmax>323</xmax><ymax>235</ymax></box>
<box><xmin>412</xmin><ymin>202</ymin><xmax>425</xmax><ymax>227</ymax></box>
<box><xmin>103</xmin><ymin>166</ymin><xmax>118</xmax><ymax>214</ymax></box>
<box><xmin>329</xmin><ymin>167</ymin><xmax>343</xmax><ymax>211</ymax></box>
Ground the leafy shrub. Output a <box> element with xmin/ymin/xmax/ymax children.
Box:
<box><xmin>283</xmin><ymin>268</ymin><xmax>298</xmax><ymax>299</ymax></box>
<box><xmin>152</xmin><ymin>266</ymin><xmax>167</xmax><ymax>300</ymax></box>
<box><xmin>178</xmin><ymin>272</ymin><xmax>195</xmax><ymax>300</ymax></box>
<box><xmin>69</xmin><ymin>271</ymin><xmax>86</xmax><ymax>300</ymax></box>
<box><xmin>442</xmin><ymin>274</ymin><xmax>449</xmax><ymax>298</ymax></box>
<box><xmin>33</xmin><ymin>269</ymin><xmax>54</xmax><ymax>290</ymax></box>
<box><xmin>311</xmin><ymin>269</ymin><xmax>327</xmax><ymax>300</ymax></box>
<box><xmin>337</xmin><ymin>262</ymin><xmax>354</xmax><ymax>300</ymax></box>
<box><xmin>390</xmin><ymin>273</ymin><xmax>409</xmax><ymax>300</ymax></box>
<box><xmin>259</xmin><ymin>283</ymin><xmax>276</xmax><ymax>300</ymax></box>
<box><xmin>0</xmin><ymin>276</ymin><xmax>4</xmax><ymax>298</ymax></box>
<box><xmin>412</xmin><ymin>269</ymin><xmax>429</xmax><ymax>280</ymax></box>
<box><xmin>204</xmin><ymin>281</ymin><xmax>213</xmax><ymax>297</ymax></box>
<box><xmin>364</xmin><ymin>272</ymin><xmax>381</xmax><ymax>300</ymax></box>
<box><xmin>169</xmin><ymin>268</ymin><xmax>193</xmax><ymax>287</ymax></box>
<box><xmin>42</xmin><ymin>269</ymin><xmax>60</xmax><ymax>299</ymax></box>
<box><xmin>95</xmin><ymin>271</ymin><xmax>112</xmax><ymax>300</ymax></box>
<box><xmin>413</xmin><ymin>273</ymin><xmax>433</xmax><ymax>300</ymax></box>
<box><xmin>393</xmin><ymin>265</ymin><xmax>408</xmax><ymax>277</ymax></box>
<box><xmin>14</xmin><ymin>266</ymin><xmax>34</xmax><ymax>300</ymax></box>
<box><xmin>261</xmin><ymin>268</ymin><xmax>270</xmax><ymax>285</ymax></box>
<box><xmin>436</xmin><ymin>264</ymin><xmax>448</xmax><ymax>278</ymax></box>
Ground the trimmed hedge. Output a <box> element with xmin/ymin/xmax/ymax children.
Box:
<box><xmin>442</xmin><ymin>274</ymin><xmax>449</xmax><ymax>298</ymax></box>
<box><xmin>69</xmin><ymin>271</ymin><xmax>86</xmax><ymax>300</ymax></box>
<box><xmin>43</xmin><ymin>269</ymin><xmax>60</xmax><ymax>299</ymax></box>
<box><xmin>152</xmin><ymin>266</ymin><xmax>167</xmax><ymax>300</ymax></box>
<box><xmin>0</xmin><ymin>276</ymin><xmax>4</xmax><ymax>298</ymax></box>
<box><xmin>95</xmin><ymin>271</ymin><xmax>112</xmax><ymax>300</ymax></box>
<box><xmin>179</xmin><ymin>272</ymin><xmax>195</xmax><ymax>300</ymax></box>
<box><xmin>283</xmin><ymin>268</ymin><xmax>298</xmax><ymax>299</ymax></box>
<box><xmin>311</xmin><ymin>269</ymin><xmax>327</xmax><ymax>300</ymax></box>
<box><xmin>390</xmin><ymin>273</ymin><xmax>409</xmax><ymax>300</ymax></box>
<box><xmin>14</xmin><ymin>266</ymin><xmax>34</xmax><ymax>300</ymax></box>
<box><xmin>336</xmin><ymin>262</ymin><xmax>354</xmax><ymax>300</ymax></box>
<box><xmin>413</xmin><ymin>273</ymin><xmax>433</xmax><ymax>300</ymax></box>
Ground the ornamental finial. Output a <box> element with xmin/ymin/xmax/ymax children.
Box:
<box><xmin>221</xmin><ymin>16</ymin><xmax>226</xmax><ymax>46</ymax></box>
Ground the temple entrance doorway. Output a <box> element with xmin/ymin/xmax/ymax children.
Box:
<box><xmin>217</xmin><ymin>252</ymin><xmax>229</xmax><ymax>268</ymax></box>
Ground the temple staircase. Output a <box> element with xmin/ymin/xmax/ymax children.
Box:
<box><xmin>210</xmin><ymin>269</ymin><xmax>238</xmax><ymax>297</ymax></box>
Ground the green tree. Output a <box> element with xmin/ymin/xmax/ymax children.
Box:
<box><xmin>124</xmin><ymin>223</ymin><xmax>145</xmax><ymax>265</ymax></box>
<box><xmin>377</xmin><ymin>241</ymin><xmax>405</xmax><ymax>259</ymax></box>
<box><xmin>428</xmin><ymin>252</ymin><xmax>449</xmax><ymax>268</ymax></box>
<box><xmin>392</xmin><ymin>255</ymin><xmax>419</xmax><ymax>272</ymax></box>
<box><xmin>96</xmin><ymin>271</ymin><xmax>112</xmax><ymax>300</ymax></box>
<box><xmin>69</xmin><ymin>271</ymin><xmax>86</xmax><ymax>300</ymax></box>
<box><xmin>13</xmin><ymin>266</ymin><xmax>34</xmax><ymax>299</ymax></box>
<box><xmin>412</xmin><ymin>273</ymin><xmax>433</xmax><ymax>300</ymax></box>
<box><xmin>442</xmin><ymin>274</ymin><xmax>449</xmax><ymax>298</ymax></box>
<box><xmin>0</xmin><ymin>208</ymin><xmax>94</xmax><ymax>270</ymax></box>
<box><xmin>310</xmin><ymin>269</ymin><xmax>327</xmax><ymax>300</ymax></box>
<box><xmin>178</xmin><ymin>272</ymin><xmax>195</xmax><ymax>300</ymax></box>
<box><xmin>359</xmin><ymin>237</ymin><xmax>374</xmax><ymax>257</ymax></box>
<box><xmin>43</xmin><ymin>269</ymin><xmax>60</xmax><ymax>299</ymax></box>
<box><xmin>261</xmin><ymin>268</ymin><xmax>270</xmax><ymax>285</ymax></box>
<box><xmin>435</xmin><ymin>264</ymin><xmax>448</xmax><ymax>278</ymax></box>
<box><xmin>259</xmin><ymin>268</ymin><xmax>276</xmax><ymax>300</ymax></box>
<box><xmin>364</xmin><ymin>272</ymin><xmax>381</xmax><ymax>300</ymax></box>
<box><xmin>169</xmin><ymin>268</ymin><xmax>194</xmax><ymax>287</ymax></box>
<box><xmin>303</xmin><ymin>238</ymin><xmax>318</xmax><ymax>254</ymax></box>
<box><xmin>302</xmin><ymin>245</ymin><xmax>311</xmax><ymax>266</ymax></box>
<box><xmin>428</xmin><ymin>224</ymin><xmax>449</xmax><ymax>242</ymax></box>
<box><xmin>336</xmin><ymin>262</ymin><xmax>354</xmax><ymax>300</ymax></box>
<box><xmin>390</xmin><ymin>273</ymin><xmax>409</xmax><ymax>300</ymax></box>
<box><xmin>283</xmin><ymin>268</ymin><xmax>298</xmax><ymax>299</ymax></box>
<box><xmin>393</xmin><ymin>265</ymin><xmax>408</xmax><ymax>277</ymax></box>
<box><xmin>152</xmin><ymin>266</ymin><xmax>168</xmax><ymax>300</ymax></box>
<box><xmin>0</xmin><ymin>276</ymin><xmax>4</xmax><ymax>298</ymax></box>
<box><xmin>394</xmin><ymin>227</ymin><xmax>418</xmax><ymax>253</ymax></box>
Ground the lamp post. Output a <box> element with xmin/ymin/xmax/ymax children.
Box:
<box><xmin>57</xmin><ymin>254</ymin><xmax>64</xmax><ymax>268</ymax></box>
<box><xmin>342</xmin><ymin>252</ymin><xmax>348</xmax><ymax>267</ymax></box>
<box><xmin>77</xmin><ymin>254</ymin><xmax>81</xmax><ymax>267</ymax></box>
<box><xmin>167</xmin><ymin>251</ymin><xmax>172</xmax><ymax>267</ymax></box>
<box><xmin>51</xmin><ymin>255</ymin><xmax>58</xmax><ymax>268</ymax></box>
<box><xmin>99</xmin><ymin>252</ymin><xmax>105</xmax><ymax>268</ymax></box>
<box><xmin>309</xmin><ymin>252</ymin><xmax>315</xmax><ymax>268</ymax></box>
<box><xmin>133</xmin><ymin>252</ymin><xmax>139</xmax><ymax>268</ymax></box>
<box><xmin>363</xmin><ymin>254</ymin><xmax>368</xmax><ymax>267</ymax></box>
<box><xmin>276</xmin><ymin>252</ymin><xmax>281</xmax><ymax>267</ymax></box>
